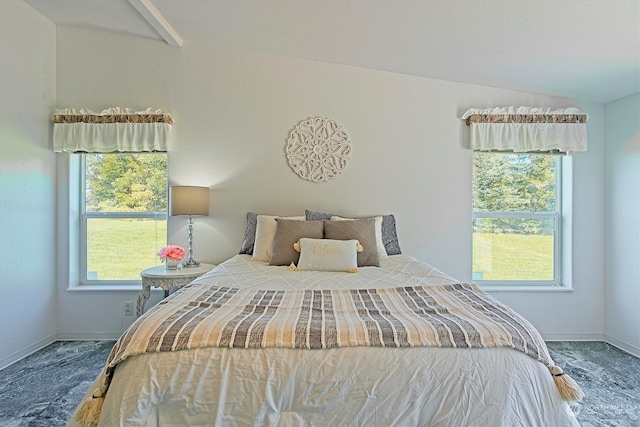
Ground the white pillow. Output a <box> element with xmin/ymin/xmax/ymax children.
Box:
<box><xmin>330</xmin><ymin>215</ymin><xmax>388</xmax><ymax>260</ymax></box>
<box><xmin>296</xmin><ymin>238</ymin><xmax>359</xmax><ymax>273</ymax></box>
<box><xmin>252</xmin><ymin>215</ymin><xmax>304</xmax><ymax>262</ymax></box>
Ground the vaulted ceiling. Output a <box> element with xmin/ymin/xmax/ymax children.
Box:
<box><xmin>24</xmin><ymin>0</ymin><xmax>640</xmax><ymax>104</ymax></box>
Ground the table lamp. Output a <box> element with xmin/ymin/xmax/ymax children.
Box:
<box><xmin>169</xmin><ymin>186</ymin><xmax>210</xmax><ymax>267</ymax></box>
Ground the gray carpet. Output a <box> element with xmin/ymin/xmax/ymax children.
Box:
<box><xmin>0</xmin><ymin>341</ymin><xmax>638</xmax><ymax>426</ymax></box>
<box><xmin>546</xmin><ymin>341</ymin><xmax>640</xmax><ymax>426</ymax></box>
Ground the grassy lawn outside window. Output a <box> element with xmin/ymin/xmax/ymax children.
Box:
<box><xmin>472</xmin><ymin>153</ymin><xmax>561</xmax><ymax>286</ymax></box>
<box><xmin>81</xmin><ymin>153</ymin><xmax>167</xmax><ymax>284</ymax></box>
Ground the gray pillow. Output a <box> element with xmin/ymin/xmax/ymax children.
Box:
<box><xmin>306</xmin><ymin>210</ymin><xmax>402</xmax><ymax>255</ymax></box>
<box><xmin>305</xmin><ymin>209</ymin><xmax>333</xmax><ymax>221</ymax></box>
<box><xmin>381</xmin><ymin>214</ymin><xmax>402</xmax><ymax>255</ymax></box>
<box><xmin>323</xmin><ymin>219</ymin><xmax>380</xmax><ymax>267</ymax></box>
<box><xmin>239</xmin><ymin>212</ymin><xmax>258</xmax><ymax>255</ymax></box>
<box><xmin>269</xmin><ymin>219</ymin><xmax>324</xmax><ymax>266</ymax></box>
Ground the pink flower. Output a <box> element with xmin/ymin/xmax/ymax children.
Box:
<box><xmin>157</xmin><ymin>245</ymin><xmax>185</xmax><ymax>261</ymax></box>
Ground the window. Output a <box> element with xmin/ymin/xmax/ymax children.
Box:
<box><xmin>472</xmin><ymin>153</ymin><xmax>562</xmax><ymax>286</ymax></box>
<box><xmin>80</xmin><ymin>153</ymin><xmax>167</xmax><ymax>284</ymax></box>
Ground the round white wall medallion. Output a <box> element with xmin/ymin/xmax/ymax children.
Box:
<box><xmin>285</xmin><ymin>117</ymin><xmax>351</xmax><ymax>182</ymax></box>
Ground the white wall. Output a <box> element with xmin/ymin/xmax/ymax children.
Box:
<box><xmin>604</xmin><ymin>93</ymin><xmax>640</xmax><ymax>355</ymax></box>
<box><xmin>0</xmin><ymin>0</ymin><xmax>57</xmax><ymax>368</ymax></box>
<box><xmin>53</xmin><ymin>27</ymin><xmax>606</xmax><ymax>341</ymax></box>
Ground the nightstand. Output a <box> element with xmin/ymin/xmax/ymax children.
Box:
<box><xmin>136</xmin><ymin>263</ymin><xmax>215</xmax><ymax>316</ymax></box>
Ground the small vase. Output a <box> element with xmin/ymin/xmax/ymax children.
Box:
<box><xmin>165</xmin><ymin>259</ymin><xmax>179</xmax><ymax>270</ymax></box>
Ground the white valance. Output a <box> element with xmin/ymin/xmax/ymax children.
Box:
<box><xmin>53</xmin><ymin>107</ymin><xmax>173</xmax><ymax>153</ymax></box>
<box><xmin>462</xmin><ymin>107</ymin><xmax>588</xmax><ymax>154</ymax></box>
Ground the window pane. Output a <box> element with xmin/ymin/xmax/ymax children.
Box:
<box><xmin>85</xmin><ymin>153</ymin><xmax>167</xmax><ymax>213</ymax></box>
<box><xmin>472</xmin><ymin>217</ymin><xmax>555</xmax><ymax>281</ymax></box>
<box><xmin>82</xmin><ymin>152</ymin><xmax>167</xmax><ymax>283</ymax></box>
<box><xmin>86</xmin><ymin>218</ymin><xmax>167</xmax><ymax>280</ymax></box>
<box><xmin>473</xmin><ymin>153</ymin><xmax>556</xmax><ymax>212</ymax></box>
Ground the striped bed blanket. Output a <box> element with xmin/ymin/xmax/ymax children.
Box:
<box><xmin>79</xmin><ymin>282</ymin><xmax>582</xmax><ymax>425</ymax></box>
<box><xmin>108</xmin><ymin>282</ymin><xmax>555</xmax><ymax>381</ymax></box>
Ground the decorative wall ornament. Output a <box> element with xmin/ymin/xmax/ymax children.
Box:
<box><xmin>285</xmin><ymin>116</ymin><xmax>351</xmax><ymax>182</ymax></box>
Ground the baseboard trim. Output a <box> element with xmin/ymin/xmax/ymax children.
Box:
<box><xmin>56</xmin><ymin>332</ymin><xmax>122</xmax><ymax>341</ymax></box>
<box><xmin>603</xmin><ymin>334</ymin><xmax>640</xmax><ymax>358</ymax></box>
<box><xmin>542</xmin><ymin>332</ymin><xmax>605</xmax><ymax>341</ymax></box>
<box><xmin>0</xmin><ymin>334</ymin><xmax>57</xmax><ymax>371</ymax></box>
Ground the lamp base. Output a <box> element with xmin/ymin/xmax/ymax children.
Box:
<box><xmin>184</xmin><ymin>215</ymin><xmax>200</xmax><ymax>267</ymax></box>
<box><xmin>184</xmin><ymin>258</ymin><xmax>200</xmax><ymax>267</ymax></box>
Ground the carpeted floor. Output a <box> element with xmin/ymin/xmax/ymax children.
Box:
<box><xmin>0</xmin><ymin>341</ymin><xmax>638</xmax><ymax>426</ymax></box>
<box><xmin>0</xmin><ymin>341</ymin><xmax>115</xmax><ymax>427</ymax></box>
<box><xmin>546</xmin><ymin>341</ymin><xmax>640</xmax><ymax>426</ymax></box>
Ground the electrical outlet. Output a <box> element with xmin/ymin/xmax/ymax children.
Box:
<box><xmin>124</xmin><ymin>301</ymin><xmax>134</xmax><ymax>316</ymax></box>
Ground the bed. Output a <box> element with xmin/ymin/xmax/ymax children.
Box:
<box><xmin>71</xmin><ymin>213</ymin><xmax>582</xmax><ymax>427</ymax></box>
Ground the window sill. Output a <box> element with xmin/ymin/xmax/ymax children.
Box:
<box><xmin>67</xmin><ymin>284</ymin><xmax>149</xmax><ymax>292</ymax></box>
<box><xmin>479</xmin><ymin>284</ymin><xmax>574</xmax><ymax>292</ymax></box>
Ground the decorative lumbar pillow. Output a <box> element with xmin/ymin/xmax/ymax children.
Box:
<box><xmin>252</xmin><ymin>215</ymin><xmax>305</xmax><ymax>262</ymax></box>
<box><xmin>269</xmin><ymin>219</ymin><xmax>324</xmax><ymax>266</ymax></box>
<box><xmin>306</xmin><ymin>209</ymin><xmax>402</xmax><ymax>256</ymax></box>
<box><xmin>323</xmin><ymin>218</ymin><xmax>380</xmax><ymax>267</ymax></box>
<box><xmin>330</xmin><ymin>215</ymin><xmax>388</xmax><ymax>261</ymax></box>
<box><xmin>294</xmin><ymin>240</ymin><xmax>363</xmax><ymax>253</ymax></box>
<box><xmin>295</xmin><ymin>238</ymin><xmax>360</xmax><ymax>273</ymax></box>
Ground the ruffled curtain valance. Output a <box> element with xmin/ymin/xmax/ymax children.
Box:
<box><xmin>53</xmin><ymin>107</ymin><xmax>173</xmax><ymax>153</ymax></box>
<box><xmin>462</xmin><ymin>107</ymin><xmax>588</xmax><ymax>154</ymax></box>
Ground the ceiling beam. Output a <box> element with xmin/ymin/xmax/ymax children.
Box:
<box><xmin>127</xmin><ymin>0</ymin><xmax>183</xmax><ymax>47</ymax></box>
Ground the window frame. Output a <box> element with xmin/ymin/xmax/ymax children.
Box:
<box><xmin>472</xmin><ymin>154</ymin><xmax>569</xmax><ymax>289</ymax></box>
<box><xmin>78</xmin><ymin>153</ymin><xmax>167</xmax><ymax>286</ymax></box>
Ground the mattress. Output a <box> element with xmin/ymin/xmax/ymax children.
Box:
<box><xmin>70</xmin><ymin>255</ymin><xmax>580</xmax><ymax>427</ymax></box>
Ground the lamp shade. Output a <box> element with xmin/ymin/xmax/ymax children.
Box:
<box><xmin>169</xmin><ymin>186</ymin><xmax>210</xmax><ymax>216</ymax></box>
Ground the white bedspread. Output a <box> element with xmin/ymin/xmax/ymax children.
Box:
<box><xmin>193</xmin><ymin>254</ymin><xmax>461</xmax><ymax>291</ymax></box>
<box><xmin>70</xmin><ymin>255</ymin><xmax>579</xmax><ymax>427</ymax></box>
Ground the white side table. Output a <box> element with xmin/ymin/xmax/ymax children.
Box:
<box><xmin>137</xmin><ymin>263</ymin><xmax>215</xmax><ymax>316</ymax></box>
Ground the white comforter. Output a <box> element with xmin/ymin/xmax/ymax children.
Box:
<box><xmin>71</xmin><ymin>255</ymin><xmax>579</xmax><ymax>427</ymax></box>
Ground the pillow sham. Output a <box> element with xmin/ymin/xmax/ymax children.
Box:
<box><xmin>323</xmin><ymin>218</ymin><xmax>380</xmax><ymax>267</ymax></box>
<box><xmin>306</xmin><ymin>209</ymin><xmax>402</xmax><ymax>256</ymax></box>
<box><xmin>252</xmin><ymin>215</ymin><xmax>305</xmax><ymax>262</ymax></box>
<box><xmin>330</xmin><ymin>215</ymin><xmax>388</xmax><ymax>260</ymax></box>
<box><xmin>296</xmin><ymin>238</ymin><xmax>359</xmax><ymax>273</ymax></box>
<box><xmin>269</xmin><ymin>219</ymin><xmax>324</xmax><ymax>266</ymax></box>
